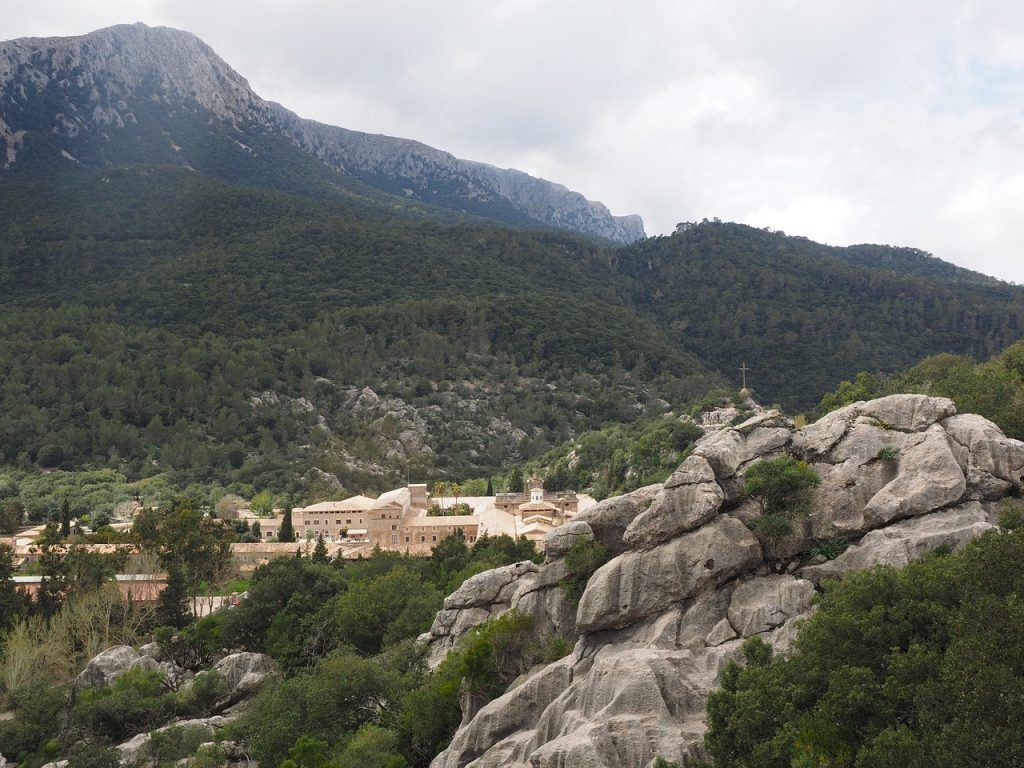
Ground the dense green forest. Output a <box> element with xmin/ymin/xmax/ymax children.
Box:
<box><xmin>620</xmin><ymin>222</ymin><xmax>1024</xmax><ymax>410</ymax></box>
<box><xmin>0</xmin><ymin>167</ymin><xmax>719</xmax><ymax>510</ymax></box>
<box><xmin>3</xmin><ymin>163</ymin><xmax>1024</xmax><ymax>518</ymax></box>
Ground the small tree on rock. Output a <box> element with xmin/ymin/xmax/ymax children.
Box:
<box><xmin>743</xmin><ymin>455</ymin><xmax>821</xmax><ymax>573</ymax></box>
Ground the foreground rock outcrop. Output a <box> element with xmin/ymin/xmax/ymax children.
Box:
<box><xmin>428</xmin><ymin>395</ymin><xmax>1024</xmax><ymax>768</ymax></box>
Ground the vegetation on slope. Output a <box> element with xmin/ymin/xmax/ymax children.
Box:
<box><xmin>0</xmin><ymin>524</ymin><xmax>548</xmax><ymax>768</ymax></box>
<box><xmin>818</xmin><ymin>340</ymin><xmax>1024</xmax><ymax>440</ymax></box>
<box><xmin>705</xmin><ymin>509</ymin><xmax>1024</xmax><ymax>768</ymax></box>
<box><xmin>619</xmin><ymin>221</ymin><xmax>1024</xmax><ymax>410</ymax></box>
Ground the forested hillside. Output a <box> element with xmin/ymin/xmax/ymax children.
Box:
<box><xmin>3</xmin><ymin>164</ymin><xmax>1024</xmax><ymax>511</ymax></box>
<box><xmin>620</xmin><ymin>222</ymin><xmax>1024</xmax><ymax>409</ymax></box>
<box><xmin>0</xmin><ymin>166</ymin><xmax>718</xmax><ymax>505</ymax></box>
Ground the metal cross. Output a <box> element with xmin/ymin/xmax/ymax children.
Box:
<box><xmin>739</xmin><ymin>362</ymin><xmax>750</xmax><ymax>390</ymax></box>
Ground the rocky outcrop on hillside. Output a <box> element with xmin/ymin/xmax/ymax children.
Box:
<box><xmin>428</xmin><ymin>395</ymin><xmax>1024</xmax><ymax>768</ymax></box>
<box><xmin>61</xmin><ymin>645</ymin><xmax>277</xmax><ymax>768</ymax></box>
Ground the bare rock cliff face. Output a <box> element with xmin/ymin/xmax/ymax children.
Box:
<box><xmin>425</xmin><ymin>394</ymin><xmax>1024</xmax><ymax>768</ymax></box>
<box><xmin>269</xmin><ymin>104</ymin><xmax>645</xmax><ymax>243</ymax></box>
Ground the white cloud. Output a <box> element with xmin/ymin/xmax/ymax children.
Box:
<box><xmin>5</xmin><ymin>0</ymin><xmax>1024</xmax><ymax>282</ymax></box>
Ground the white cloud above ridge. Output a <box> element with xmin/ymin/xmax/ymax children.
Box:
<box><xmin>5</xmin><ymin>0</ymin><xmax>1024</xmax><ymax>282</ymax></box>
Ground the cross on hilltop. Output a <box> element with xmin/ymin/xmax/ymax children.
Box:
<box><xmin>739</xmin><ymin>362</ymin><xmax>750</xmax><ymax>391</ymax></box>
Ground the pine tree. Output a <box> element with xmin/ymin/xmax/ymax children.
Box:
<box><xmin>486</xmin><ymin>477</ymin><xmax>494</xmax><ymax>496</ymax></box>
<box><xmin>60</xmin><ymin>498</ymin><xmax>71</xmax><ymax>538</ymax></box>
<box><xmin>312</xmin><ymin>534</ymin><xmax>329</xmax><ymax>564</ymax></box>
<box><xmin>156</xmin><ymin>563</ymin><xmax>190</xmax><ymax>628</ymax></box>
<box><xmin>508</xmin><ymin>467</ymin><xmax>524</xmax><ymax>493</ymax></box>
<box><xmin>279</xmin><ymin>502</ymin><xmax>295</xmax><ymax>543</ymax></box>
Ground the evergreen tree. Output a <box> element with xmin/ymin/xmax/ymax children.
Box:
<box><xmin>312</xmin><ymin>534</ymin><xmax>329</xmax><ymax>564</ymax></box>
<box><xmin>156</xmin><ymin>563</ymin><xmax>190</xmax><ymax>628</ymax></box>
<box><xmin>59</xmin><ymin>498</ymin><xmax>71</xmax><ymax>538</ymax></box>
<box><xmin>279</xmin><ymin>502</ymin><xmax>295</xmax><ymax>543</ymax></box>
<box><xmin>485</xmin><ymin>477</ymin><xmax>494</xmax><ymax>497</ymax></box>
<box><xmin>508</xmin><ymin>467</ymin><xmax>524</xmax><ymax>493</ymax></box>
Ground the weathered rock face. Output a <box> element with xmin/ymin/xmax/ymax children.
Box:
<box><xmin>73</xmin><ymin>645</ymin><xmax>165</xmax><ymax>690</ymax></box>
<box><xmin>429</xmin><ymin>396</ymin><xmax>1024</xmax><ymax>768</ymax></box>
<box><xmin>577</xmin><ymin>516</ymin><xmax>762</xmax><ymax>633</ymax></box>
<box><xmin>209</xmin><ymin>651</ymin><xmax>278</xmax><ymax>705</ymax></box>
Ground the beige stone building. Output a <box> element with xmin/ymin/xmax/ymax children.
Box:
<box><xmin>245</xmin><ymin>477</ymin><xmax>588</xmax><ymax>557</ymax></box>
<box><xmin>252</xmin><ymin>484</ymin><xmax>479</xmax><ymax>555</ymax></box>
<box><xmin>494</xmin><ymin>475</ymin><xmax>578</xmax><ymax>545</ymax></box>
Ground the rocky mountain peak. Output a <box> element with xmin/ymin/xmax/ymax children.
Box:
<box><xmin>0</xmin><ymin>23</ymin><xmax>265</xmax><ymax>125</ymax></box>
<box><xmin>0</xmin><ymin>23</ymin><xmax>644</xmax><ymax>243</ymax></box>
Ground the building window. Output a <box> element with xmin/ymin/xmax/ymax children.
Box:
<box><xmin>391</xmin><ymin>524</ymin><xmax>397</xmax><ymax>531</ymax></box>
<box><xmin>420</xmin><ymin>536</ymin><xmax>425</xmax><ymax>543</ymax></box>
<box><xmin>391</xmin><ymin>534</ymin><xmax>398</xmax><ymax>544</ymax></box>
<box><xmin>432</xmin><ymin>535</ymin><xmax>437</xmax><ymax>542</ymax></box>
<box><xmin>405</xmin><ymin>537</ymin><xmax>409</xmax><ymax>543</ymax></box>
<box><xmin>346</xmin><ymin>519</ymin><xmax>351</xmax><ymax>524</ymax></box>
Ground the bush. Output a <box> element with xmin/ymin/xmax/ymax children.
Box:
<box><xmin>70</xmin><ymin>668</ymin><xmax>174</xmax><ymax>742</ymax></box>
<box><xmin>332</xmin><ymin>724</ymin><xmax>407</xmax><ymax>768</ymax></box>
<box><xmin>560</xmin><ymin>539</ymin><xmax>610</xmax><ymax>604</ymax></box>
<box><xmin>743</xmin><ymin>456</ymin><xmax>821</xmax><ymax>573</ymax></box>
<box><xmin>998</xmin><ymin>499</ymin><xmax>1024</xmax><ymax>531</ymax></box>
<box><xmin>155</xmin><ymin>614</ymin><xmax>224</xmax><ymax>670</ymax></box>
<box><xmin>144</xmin><ymin>725</ymin><xmax>215</xmax><ymax>767</ymax></box>
<box><xmin>0</xmin><ymin>685</ymin><xmax>66</xmax><ymax>765</ymax></box>
<box><xmin>174</xmin><ymin>670</ymin><xmax>230</xmax><ymax>716</ymax></box>
<box><xmin>66</xmin><ymin>742</ymin><xmax>121</xmax><ymax>768</ymax></box>
<box><xmin>804</xmin><ymin>537</ymin><xmax>849</xmax><ymax>562</ymax></box>
<box><xmin>436</xmin><ymin>610</ymin><xmax>536</xmax><ymax>703</ymax></box>
<box><xmin>230</xmin><ymin>648</ymin><xmax>408</xmax><ymax>768</ymax></box>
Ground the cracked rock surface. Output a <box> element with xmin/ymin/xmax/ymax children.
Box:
<box><xmin>426</xmin><ymin>395</ymin><xmax>1024</xmax><ymax>768</ymax></box>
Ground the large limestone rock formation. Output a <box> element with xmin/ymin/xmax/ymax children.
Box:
<box><xmin>427</xmin><ymin>395</ymin><xmax>1024</xmax><ymax>768</ymax></box>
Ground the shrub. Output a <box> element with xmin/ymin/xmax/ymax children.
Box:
<box><xmin>743</xmin><ymin>456</ymin><xmax>821</xmax><ymax>573</ymax></box>
<box><xmin>174</xmin><ymin>670</ymin><xmax>230</xmax><ymax>716</ymax></box>
<box><xmin>69</xmin><ymin>668</ymin><xmax>174</xmax><ymax>742</ymax></box>
<box><xmin>230</xmin><ymin>648</ymin><xmax>407</xmax><ymax>768</ymax></box>
<box><xmin>144</xmin><ymin>725</ymin><xmax>215</xmax><ymax>767</ymax></box>
<box><xmin>332</xmin><ymin>725</ymin><xmax>407</xmax><ymax>768</ymax></box>
<box><xmin>436</xmin><ymin>610</ymin><xmax>536</xmax><ymax>703</ymax></box>
<box><xmin>0</xmin><ymin>685</ymin><xmax>66</xmax><ymax>765</ymax></box>
<box><xmin>154</xmin><ymin>613</ymin><xmax>224</xmax><ymax>670</ymax></box>
<box><xmin>560</xmin><ymin>539</ymin><xmax>611</xmax><ymax>604</ymax></box>
<box><xmin>66</xmin><ymin>742</ymin><xmax>121</xmax><ymax>768</ymax></box>
<box><xmin>804</xmin><ymin>537</ymin><xmax>849</xmax><ymax>562</ymax></box>
<box><xmin>998</xmin><ymin>499</ymin><xmax>1024</xmax><ymax>531</ymax></box>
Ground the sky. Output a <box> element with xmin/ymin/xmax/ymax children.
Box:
<box><xmin>6</xmin><ymin>1</ymin><xmax>1024</xmax><ymax>283</ymax></box>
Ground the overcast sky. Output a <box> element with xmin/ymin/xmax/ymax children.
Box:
<box><xmin>7</xmin><ymin>1</ymin><xmax>1024</xmax><ymax>282</ymax></box>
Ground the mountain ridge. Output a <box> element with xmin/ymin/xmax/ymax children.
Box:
<box><xmin>0</xmin><ymin>22</ymin><xmax>645</xmax><ymax>243</ymax></box>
